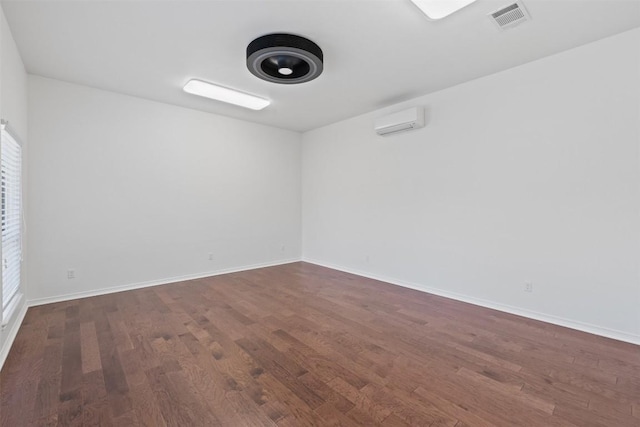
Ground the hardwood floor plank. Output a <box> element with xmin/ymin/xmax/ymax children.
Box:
<box><xmin>456</xmin><ymin>367</ymin><xmax>555</xmax><ymax>415</ymax></box>
<box><xmin>632</xmin><ymin>403</ymin><xmax>640</xmax><ymax>419</ymax></box>
<box><xmin>272</xmin><ymin>328</ymin><xmax>369</xmax><ymax>390</ymax></box>
<box><xmin>1</xmin><ymin>262</ymin><xmax>638</xmax><ymax>426</ymax></box>
<box><xmin>81</xmin><ymin>370</ymin><xmax>108</xmax><ymax>406</ymax></box>
<box><xmin>327</xmin><ymin>378</ymin><xmax>392</xmax><ymax>423</ymax></box>
<box><xmin>257</xmin><ymin>372</ymin><xmax>321</xmax><ymax>426</ymax></box>
<box><xmin>111</xmin><ymin>410</ymin><xmax>140</xmax><ymax>427</ymax></box>
<box><xmin>79</xmin><ymin>322</ymin><xmax>102</xmax><ymax>374</ymax></box>
<box><xmin>298</xmin><ymin>371</ymin><xmax>354</xmax><ymax>414</ymax></box>
<box><xmin>32</xmin><ymin>413</ymin><xmax>59</xmax><ymax>426</ymax></box>
<box><xmin>94</xmin><ymin>311</ymin><xmax>132</xmax><ymax>418</ymax></box>
<box><xmin>165</xmin><ymin>370</ymin><xmax>222</xmax><ymax>426</ymax></box>
<box><xmin>144</xmin><ymin>365</ymin><xmax>196</xmax><ymax>426</ymax></box>
<box><xmin>56</xmin><ymin>390</ymin><xmax>83</xmax><ymax>427</ymax></box>
<box><xmin>552</xmin><ymin>399</ymin><xmax>634</xmax><ymax>427</ymax></box>
<box><xmin>223</xmin><ymin>389</ymin><xmax>278</xmax><ymax>427</ymax></box>
<box><xmin>236</xmin><ymin>337</ymin><xmax>325</xmax><ymax>410</ymax></box>
<box><xmin>126</xmin><ymin>382</ymin><xmax>168</xmax><ymax>427</ymax></box>
<box><xmin>33</xmin><ymin>342</ymin><xmax>63</xmax><ymax>421</ymax></box>
<box><xmin>60</xmin><ymin>310</ymin><xmax>83</xmax><ymax>403</ymax></box>
<box><xmin>314</xmin><ymin>402</ymin><xmax>362</xmax><ymax>427</ymax></box>
<box><xmin>82</xmin><ymin>397</ymin><xmax>113</xmax><ymax>427</ymax></box>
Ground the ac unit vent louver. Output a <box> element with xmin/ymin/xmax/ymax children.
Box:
<box><xmin>490</xmin><ymin>1</ymin><xmax>530</xmax><ymax>30</ymax></box>
<box><xmin>374</xmin><ymin>107</ymin><xmax>425</xmax><ymax>137</ymax></box>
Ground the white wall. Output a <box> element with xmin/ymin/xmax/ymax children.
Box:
<box><xmin>0</xmin><ymin>6</ymin><xmax>29</xmax><ymax>369</ymax></box>
<box><xmin>6</xmin><ymin>20</ymin><xmax>640</xmax><ymax>373</ymax></box>
<box><xmin>302</xmin><ymin>28</ymin><xmax>640</xmax><ymax>342</ymax></box>
<box><xmin>27</xmin><ymin>76</ymin><xmax>301</xmax><ymax>303</ymax></box>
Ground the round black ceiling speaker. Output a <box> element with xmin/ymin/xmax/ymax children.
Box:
<box><xmin>247</xmin><ymin>33</ymin><xmax>323</xmax><ymax>84</ymax></box>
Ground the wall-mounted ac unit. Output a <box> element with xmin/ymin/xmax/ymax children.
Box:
<box><xmin>374</xmin><ymin>107</ymin><xmax>425</xmax><ymax>136</ymax></box>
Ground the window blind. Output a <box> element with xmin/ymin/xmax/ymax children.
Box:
<box><xmin>1</xmin><ymin>128</ymin><xmax>22</xmax><ymax>323</ymax></box>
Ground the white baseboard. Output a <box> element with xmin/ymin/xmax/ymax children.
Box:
<box><xmin>8</xmin><ymin>255</ymin><xmax>637</xmax><ymax>373</ymax></box>
<box><xmin>302</xmin><ymin>257</ymin><xmax>640</xmax><ymax>346</ymax></box>
<box><xmin>28</xmin><ymin>258</ymin><xmax>302</xmax><ymax>307</ymax></box>
<box><xmin>0</xmin><ymin>299</ymin><xmax>28</xmax><ymax>372</ymax></box>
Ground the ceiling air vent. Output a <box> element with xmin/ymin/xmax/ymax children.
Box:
<box><xmin>490</xmin><ymin>1</ymin><xmax>530</xmax><ymax>30</ymax></box>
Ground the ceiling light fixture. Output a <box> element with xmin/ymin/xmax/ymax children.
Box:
<box><xmin>247</xmin><ymin>33</ymin><xmax>323</xmax><ymax>84</ymax></box>
<box><xmin>183</xmin><ymin>79</ymin><xmax>270</xmax><ymax>110</ymax></box>
<box><xmin>410</xmin><ymin>0</ymin><xmax>479</xmax><ymax>20</ymax></box>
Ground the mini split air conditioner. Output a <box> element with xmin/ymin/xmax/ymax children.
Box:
<box><xmin>374</xmin><ymin>106</ymin><xmax>425</xmax><ymax>136</ymax></box>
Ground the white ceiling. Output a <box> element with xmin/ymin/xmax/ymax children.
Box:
<box><xmin>2</xmin><ymin>0</ymin><xmax>639</xmax><ymax>132</ymax></box>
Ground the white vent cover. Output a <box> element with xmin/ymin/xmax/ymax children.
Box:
<box><xmin>490</xmin><ymin>1</ymin><xmax>530</xmax><ymax>30</ymax></box>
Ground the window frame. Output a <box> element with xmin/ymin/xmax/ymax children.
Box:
<box><xmin>1</xmin><ymin>124</ymin><xmax>24</xmax><ymax>328</ymax></box>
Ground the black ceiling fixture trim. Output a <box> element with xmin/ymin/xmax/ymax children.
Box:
<box><xmin>247</xmin><ymin>33</ymin><xmax>323</xmax><ymax>84</ymax></box>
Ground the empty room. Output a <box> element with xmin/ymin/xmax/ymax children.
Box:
<box><xmin>0</xmin><ymin>0</ymin><xmax>639</xmax><ymax>425</ymax></box>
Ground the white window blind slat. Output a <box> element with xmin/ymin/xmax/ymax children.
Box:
<box><xmin>1</xmin><ymin>128</ymin><xmax>22</xmax><ymax>322</ymax></box>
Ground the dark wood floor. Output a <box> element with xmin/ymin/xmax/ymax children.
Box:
<box><xmin>1</xmin><ymin>262</ymin><xmax>639</xmax><ymax>426</ymax></box>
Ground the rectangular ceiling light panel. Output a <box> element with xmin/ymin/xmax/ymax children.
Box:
<box><xmin>183</xmin><ymin>79</ymin><xmax>270</xmax><ymax>110</ymax></box>
<box><xmin>410</xmin><ymin>0</ymin><xmax>479</xmax><ymax>20</ymax></box>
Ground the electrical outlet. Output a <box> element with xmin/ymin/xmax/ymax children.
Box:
<box><xmin>281</xmin><ymin>245</ymin><xmax>286</xmax><ymax>252</ymax></box>
<box><xmin>365</xmin><ymin>255</ymin><xmax>370</xmax><ymax>263</ymax></box>
<box><xmin>67</xmin><ymin>269</ymin><xmax>75</xmax><ymax>279</ymax></box>
<box><xmin>208</xmin><ymin>253</ymin><xmax>214</xmax><ymax>261</ymax></box>
<box><xmin>524</xmin><ymin>281</ymin><xmax>533</xmax><ymax>293</ymax></box>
